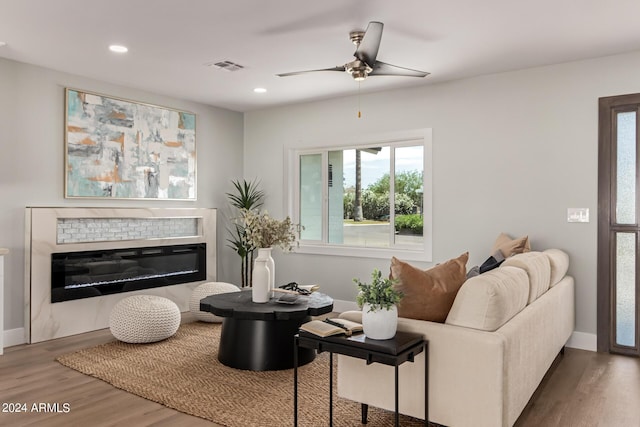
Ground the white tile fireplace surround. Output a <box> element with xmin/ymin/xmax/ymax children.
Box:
<box><xmin>25</xmin><ymin>207</ymin><xmax>216</xmax><ymax>343</ymax></box>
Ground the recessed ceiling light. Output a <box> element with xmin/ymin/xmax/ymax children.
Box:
<box><xmin>109</xmin><ymin>45</ymin><xmax>128</xmax><ymax>53</ymax></box>
<box><xmin>0</xmin><ymin>42</ymin><xmax>7</xmax><ymax>48</ymax></box>
<box><xmin>254</xmin><ymin>88</ymin><xmax>267</xmax><ymax>93</ymax></box>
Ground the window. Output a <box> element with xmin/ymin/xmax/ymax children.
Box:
<box><xmin>287</xmin><ymin>129</ymin><xmax>432</xmax><ymax>261</ymax></box>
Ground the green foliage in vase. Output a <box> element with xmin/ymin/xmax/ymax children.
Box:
<box><xmin>354</xmin><ymin>269</ymin><xmax>403</xmax><ymax>312</ymax></box>
<box><xmin>225</xmin><ymin>179</ymin><xmax>265</xmax><ymax>287</ymax></box>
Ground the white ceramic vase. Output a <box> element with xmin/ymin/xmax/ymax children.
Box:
<box><xmin>362</xmin><ymin>303</ymin><xmax>398</xmax><ymax>340</ymax></box>
<box><xmin>252</xmin><ymin>258</ymin><xmax>270</xmax><ymax>303</ymax></box>
<box><xmin>258</xmin><ymin>247</ymin><xmax>275</xmax><ymax>297</ymax></box>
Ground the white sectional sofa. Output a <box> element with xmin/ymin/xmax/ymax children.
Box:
<box><xmin>338</xmin><ymin>249</ymin><xmax>574</xmax><ymax>427</ymax></box>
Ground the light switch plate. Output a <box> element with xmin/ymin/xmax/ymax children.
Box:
<box><xmin>567</xmin><ymin>208</ymin><xmax>589</xmax><ymax>223</ymax></box>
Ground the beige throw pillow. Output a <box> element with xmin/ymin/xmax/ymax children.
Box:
<box><xmin>492</xmin><ymin>232</ymin><xmax>531</xmax><ymax>258</ymax></box>
<box><xmin>390</xmin><ymin>252</ymin><xmax>469</xmax><ymax>323</ymax></box>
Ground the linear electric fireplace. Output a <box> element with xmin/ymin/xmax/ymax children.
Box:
<box><xmin>51</xmin><ymin>243</ymin><xmax>206</xmax><ymax>303</ymax></box>
<box><xmin>25</xmin><ymin>207</ymin><xmax>217</xmax><ymax>343</ymax></box>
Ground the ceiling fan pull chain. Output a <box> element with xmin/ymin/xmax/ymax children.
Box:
<box><xmin>358</xmin><ymin>81</ymin><xmax>362</xmax><ymax>118</ymax></box>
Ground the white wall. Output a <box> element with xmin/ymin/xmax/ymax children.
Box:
<box><xmin>0</xmin><ymin>57</ymin><xmax>244</xmax><ymax>332</ymax></box>
<box><xmin>245</xmin><ymin>50</ymin><xmax>640</xmax><ymax>336</ymax></box>
<box><xmin>6</xmin><ymin>49</ymin><xmax>640</xmax><ymax>340</ymax></box>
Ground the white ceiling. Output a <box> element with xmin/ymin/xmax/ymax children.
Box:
<box><xmin>2</xmin><ymin>0</ymin><xmax>640</xmax><ymax>112</ymax></box>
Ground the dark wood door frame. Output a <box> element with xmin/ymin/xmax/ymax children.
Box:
<box><xmin>598</xmin><ymin>92</ymin><xmax>640</xmax><ymax>354</ymax></box>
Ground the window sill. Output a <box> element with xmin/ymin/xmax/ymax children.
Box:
<box><xmin>293</xmin><ymin>243</ymin><xmax>432</xmax><ymax>262</ymax></box>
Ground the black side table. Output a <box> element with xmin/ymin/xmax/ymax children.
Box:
<box><xmin>294</xmin><ymin>330</ymin><xmax>428</xmax><ymax>427</ymax></box>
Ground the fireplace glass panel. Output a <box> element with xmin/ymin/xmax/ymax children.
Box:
<box><xmin>51</xmin><ymin>243</ymin><xmax>206</xmax><ymax>302</ymax></box>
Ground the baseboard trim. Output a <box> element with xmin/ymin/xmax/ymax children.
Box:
<box><xmin>566</xmin><ymin>331</ymin><xmax>597</xmax><ymax>352</ymax></box>
<box><xmin>2</xmin><ymin>318</ymin><xmax>597</xmax><ymax>356</ymax></box>
<box><xmin>3</xmin><ymin>327</ymin><xmax>26</xmax><ymax>350</ymax></box>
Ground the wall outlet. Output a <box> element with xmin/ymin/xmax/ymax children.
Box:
<box><xmin>567</xmin><ymin>208</ymin><xmax>589</xmax><ymax>223</ymax></box>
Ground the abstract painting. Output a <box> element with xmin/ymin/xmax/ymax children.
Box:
<box><xmin>65</xmin><ymin>88</ymin><xmax>196</xmax><ymax>200</ymax></box>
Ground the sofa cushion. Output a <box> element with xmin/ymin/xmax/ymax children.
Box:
<box><xmin>445</xmin><ymin>266</ymin><xmax>529</xmax><ymax>331</ymax></box>
<box><xmin>492</xmin><ymin>232</ymin><xmax>531</xmax><ymax>258</ymax></box>
<box><xmin>543</xmin><ymin>249</ymin><xmax>570</xmax><ymax>287</ymax></box>
<box><xmin>502</xmin><ymin>252</ymin><xmax>551</xmax><ymax>304</ymax></box>
<box><xmin>391</xmin><ymin>252</ymin><xmax>468</xmax><ymax>323</ymax></box>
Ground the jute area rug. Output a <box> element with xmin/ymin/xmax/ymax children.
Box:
<box><xmin>57</xmin><ymin>322</ymin><xmax>425</xmax><ymax>427</ymax></box>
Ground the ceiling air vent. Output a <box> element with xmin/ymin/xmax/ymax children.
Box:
<box><xmin>207</xmin><ymin>60</ymin><xmax>245</xmax><ymax>72</ymax></box>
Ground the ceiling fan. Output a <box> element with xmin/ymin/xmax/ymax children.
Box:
<box><xmin>277</xmin><ymin>21</ymin><xmax>429</xmax><ymax>81</ymax></box>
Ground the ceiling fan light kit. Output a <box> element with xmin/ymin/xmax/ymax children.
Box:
<box><xmin>277</xmin><ymin>21</ymin><xmax>429</xmax><ymax>82</ymax></box>
<box><xmin>346</xmin><ymin>59</ymin><xmax>372</xmax><ymax>81</ymax></box>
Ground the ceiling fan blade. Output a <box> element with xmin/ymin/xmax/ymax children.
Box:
<box><xmin>277</xmin><ymin>66</ymin><xmax>346</xmax><ymax>77</ymax></box>
<box><xmin>354</xmin><ymin>21</ymin><xmax>384</xmax><ymax>65</ymax></box>
<box><xmin>369</xmin><ymin>61</ymin><xmax>429</xmax><ymax>78</ymax></box>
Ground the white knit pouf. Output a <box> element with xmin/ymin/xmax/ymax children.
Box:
<box><xmin>109</xmin><ymin>295</ymin><xmax>181</xmax><ymax>343</ymax></box>
<box><xmin>189</xmin><ymin>282</ymin><xmax>241</xmax><ymax>322</ymax></box>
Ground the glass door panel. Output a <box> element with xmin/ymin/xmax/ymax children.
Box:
<box><xmin>616</xmin><ymin>111</ymin><xmax>636</xmax><ymax>224</ymax></box>
<box><xmin>615</xmin><ymin>232</ymin><xmax>636</xmax><ymax>347</ymax></box>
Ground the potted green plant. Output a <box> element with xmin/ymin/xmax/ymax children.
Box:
<box><xmin>225</xmin><ymin>179</ymin><xmax>265</xmax><ymax>287</ymax></box>
<box><xmin>354</xmin><ymin>269</ymin><xmax>403</xmax><ymax>339</ymax></box>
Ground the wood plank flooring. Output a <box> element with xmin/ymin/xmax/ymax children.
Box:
<box><xmin>0</xmin><ymin>315</ymin><xmax>217</xmax><ymax>427</ymax></box>
<box><xmin>2</xmin><ymin>320</ymin><xmax>639</xmax><ymax>426</ymax></box>
<box><xmin>515</xmin><ymin>348</ymin><xmax>640</xmax><ymax>427</ymax></box>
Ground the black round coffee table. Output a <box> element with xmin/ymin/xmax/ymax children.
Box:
<box><xmin>200</xmin><ymin>289</ymin><xmax>333</xmax><ymax>371</ymax></box>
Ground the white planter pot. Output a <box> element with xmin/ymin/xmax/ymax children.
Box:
<box><xmin>362</xmin><ymin>304</ymin><xmax>398</xmax><ymax>340</ymax></box>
